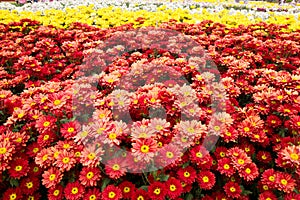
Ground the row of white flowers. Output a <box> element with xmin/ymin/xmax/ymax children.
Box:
<box><xmin>0</xmin><ymin>0</ymin><xmax>299</xmax><ymax>21</ymax></box>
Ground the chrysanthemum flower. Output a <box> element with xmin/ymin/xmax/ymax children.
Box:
<box><xmin>105</xmin><ymin>157</ymin><xmax>127</xmax><ymax>179</ymax></box>
<box><xmin>284</xmin><ymin>192</ymin><xmax>300</xmax><ymax>200</ymax></box>
<box><xmin>42</xmin><ymin>167</ymin><xmax>63</xmax><ymax>188</ymax></box>
<box><xmin>189</xmin><ymin>145</ymin><xmax>210</xmax><ymax>166</ymax></box>
<box><xmin>60</xmin><ymin>121</ymin><xmax>81</xmax><ymax>139</ymax></box>
<box><xmin>279</xmin><ymin>145</ymin><xmax>300</xmax><ymax>167</ymax></box>
<box><xmin>227</xmin><ymin>147</ymin><xmax>252</xmax><ymax>170</ymax></box>
<box><xmin>102</xmin><ymin>185</ymin><xmax>122</xmax><ymax>200</ymax></box>
<box><xmin>118</xmin><ymin>181</ymin><xmax>136</xmax><ymax>199</ymax></box>
<box><xmin>131</xmin><ymin>124</ymin><xmax>156</xmax><ymax>140</ymax></box>
<box><xmin>238</xmin><ymin>163</ymin><xmax>259</xmax><ymax>181</ymax></box>
<box><xmin>197</xmin><ymin>170</ymin><xmax>216</xmax><ymax>190</ymax></box>
<box><xmin>54</xmin><ymin>149</ymin><xmax>76</xmax><ymax>172</ymax></box>
<box><xmin>155</xmin><ymin>144</ymin><xmax>181</xmax><ymax>167</ymax></box>
<box><xmin>26</xmin><ymin>142</ymin><xmax>41</xmax><ymax>158</ymax></box>
<box><xmin>0</xmin><ymin>139</ymin><xmax>15</xmax><ymax>161</ymax></box>
<box><xmin>8</xmin><ymin>158</ymin><xmax>29</xmax><ymax>179</ymax></box>
<box><xmin>48</xmin><ymin>185</ymin><xmax>64</xmax><ymax>200</ymax></box>
<box><xmin>132</xmin><ymin>189</ymin><xmax>149</xmax><ymax>200</ymax></box>
<box><xmin>177</xmin><ymin>166</ymin><xmax>197</xmax><ymax>184</ymax></box>
<box><xmin>2</xmin><ymin>188</ymin><xmax>22</xmax><ymax>200</ymax></box>
<box><xmin>79</xmin><ymin>167</ymin><xmax>101</xmax><ymax>187</ymax></box>
<box><xmin>35</xmin><ymin>115</ymin><xmax>57</xmax><ymax>133</ymax></box>
<box><xmin>258</xmin><ymin>191</ymin><xmax>277</xmax><ymax>200</ymax></box>
<box><xmin>275</xmin><ymin>172</ymin><xmax>296</xmax><ymax>193</ymax></box>
<box><xmin>166</xmin><ymin>177</ymin><xmax>183</xmax><ymax>199</ymax></box>
<box><xmin>37</xmin><ymin>130</ymin><xmax>57</xmax><ymax>148</ymax></box>
<box><xmin>64</xmin><ymin>181</ymin><xmax>84</xmax><ymax>200</ymax></box>
<box><xmin>223</xmin><ymin>181</ymin><xmax>242</xmax><ymax>198</ymax></box>
<box><xmin>261</xmin><ymin>169</ymin><xmax>276</xmax><ymax>189</ymax></box>
<box><xmin>148</xmin><ymin>181</ymin><xmax>167</xmax><ymax>200</ymax></box>
<box><xmin>256</xmin><ymin>151</ymin><xmax>272</xmax><ymax>164</ymax></box>
<box><xmin>80</xmin><ymin>145</ymin><xmax>103</xmax><ymax>167</ymax></box>
<box><xmin>83</xmin><ymin>188</ymin><xmax>102</xmax><ymax>200</ymax></box>
<box><xmin>217</xmin><ymin>158</ymin><xmax>235</xmax><ymax>177</ymax></box>
<box><xmin>20</xmin><ymin>176</ymin><xmax>40</xmax><ymax>195</ymax></box>
<box><xmin>132</xmin><ymin>138</ymin><xmax>158</xmax><ymax>163</ymax></box>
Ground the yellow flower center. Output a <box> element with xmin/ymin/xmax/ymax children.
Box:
<box><xmin>155</xmin><ymin>125</ymin><xmax>163</xmax><ymax>131</ymax></box>
<box><xmin>15</xmin><ymin>166</ymin><xmax>22</xmax><ymax>171</ymax></box>
<box><xmin>187</xmin><ymin>127</ymin><xmax>195</xmax><ymax>133</ymax></box>
<box><xmin>49</xmin><ymin>174</ymin><xmax>56</xmax><ymax>181</ymax></box>
<box><xmin>290</xmin><ymin>153</ymin><xmax>299</xmax><ymax>161</ymax></box>
<box><xmin>263</xmin><ymin>185</ymin><xmax>268</xmax><ymax>190</ymax></box>
<box><xmin>43</xmin><ymin>121</ymin><xmax>50</xmax><ymax>127</ymax></box>
<box><xmin>237</xmin><ymin>159</ymin><xmax>245</xmax><ymax>165</ymax></box>
<box><xmin>0</xmin><ymin>147</ymin><xmax>7</xmax><ymax>154</ymax></box>
<box><xmin>269</xmin><ymin>176</ymin><xmax>275</xmax><ymax>182</ymax></box>
<box><xmin>124</xmin><ymin>187</ymin><xmax>130</xmax><ymax>193</ymax></box>
<box><xmin>281</xmin><ymin>179</ymin><xmax>287</xmax><ymax>185</ymax></box>
<box><xmin>53</xmin><ymin>190</ymin><xmax>60</xmax><ymax>196</ymax></box>
<box><xmin>26</xmin><ymin>182</ymin><xmax>33</xmax><ymax>189</ymax></box>
<box><xmin>166</xmin><ymin>152</ymin><xmax>174</xmax><ymax>158</ymax></box>
<box><xmin>224</xmin><ymin>164</ymin><xmax>230</xmax><ymax>170</ymax></box>
<box><xmin>261</xmin><ymin>155</ymin><xmax>267</xmax><ymax>160</ymax></box>
<box><xmin>170</xmin><ymin>184</ymin><xmax>176</xmax><ymax>192</ymax></box>
<box><xmin>112</xmin><ymin>164</ymin><xmax>120</xmax><ymax>171</ymax></box>
<box><xmin>54</xmin><ymin>100</ymin><xmax>61</xmax><ymax>106</ymax></box>
<box><xmin>140</xmin><ymin>145</ymin><xmax>149</xmax><ymax>153</ymax></box>
<box><xmin>89</xmin><ymin>195</ymin><xmax>96</xmax><ymax>200</ymax></box>
<box><xmin>43</xmin><ymin>135</ymin><xmax>49</xmax><ymax>140</ymax></box>
<box><xmin>137</xmin><ymin>196</ymin><xmax>144</xmax><ymax>200</ymax></box>
<box><xmin>33</xmin><ymin>148</ymin><xmax>39</xmax><ymax>153</ymax></box>
<box><xmin>196</xmin><ymin>152</ymin><xmax>203</xmax><ymax>158</ymax></box>
<box><xmin>108</xmin><ymin>191</ymin><xmax>116</xmax><ymax>198</ymax></box>
<box><xmin>87</xmin><ymin>172</ymin><xmax>94</xmax><ymax>179</ymax></box>
<box><xmin>245</xmin><ymin>168</ymin><xmax>251</xmax><ymax>174</ymax></box>
<box><xmin>72</xmin><ymin>187</ymin><xmax>78</xmax><ymax>194</ymax></box>
<box><xmin>154</xmin><ymin>188</ymin><xmax>161</xmax><ymax>195</ymax></box>
<box><xmin>202</xmin><ymin>176</ymin><xmax>209</xmax><ymax>183</ymax></box>
<box><xmin>230</xmin><ymin>187</ymin><xmax>236</xmax><ymax>192</ymax></box>
<box><xmin>184</xmin><ymin>171</ymin><xmax>190</xmax><ymax>178</ymax></box>
<box><xmin>220</xmin><ymin>152</ymin><xmax>225</xmax><ymax>157</ymax></box>
<box><xmin>62</xmin><ymin>157</ymin><xmax>70</xmax><ymax>164</ymax></box>
<box><xmin>109</xmin><ymin>133</ymin><xmax>117</xmax><ymax>140</ymax></box>
<box><xmin>214</xmin><ymin>126</ymin><xmax>220</xmax><ymax>131</ymax></box>
<box><xmin>68</xmin><ymin>127</ymin><xmax>74</xmax><ymax>133</ymax></box>
<box><xmin>88</xmin><ymin>153</ymin><xmax>95</xmax><ymax>160</ymax></box>
<box><xmin>9</xmin><ymin>194</ymin><xmax>17</xmax><ymax>200</ymax></box>
<box><xmin>244</xmin><ymin>127</ymin><xmax>250</xmax><ymax>132</ymax></box>
<box><xmin>33</xmin><ymin>167</ymin><xmax>39</xmax><ymax>173</ymax></box>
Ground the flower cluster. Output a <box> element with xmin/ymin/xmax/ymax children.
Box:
<box><xmin>0</xmin><ymin>16</ymin><xmax>300</xmax><ymax>199</ymax></box>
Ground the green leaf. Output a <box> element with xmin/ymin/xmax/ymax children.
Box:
<box><xmin>159</xmin><ymin>174</ymin><xmax>169</xmax><ymax>182</ymax></box>
<box><xmin>9</xmin><ymin>178</ymin><xmax>19</xmax><ymax>187</ymax></box>
<box><xmin>101</xmin><ymin>178</ymin><xmax>111</xmax><ymax>192</ymax></box>
<box><xmin>139</xmin><ymin>185</ymin><xmax>148</xmax><ymax>191</ymax></box>
<box><xmin>185</xmin><ymin>193</ymin><xmax>194</xmax><ymax>200</ymax></box>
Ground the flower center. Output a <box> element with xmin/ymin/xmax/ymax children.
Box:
<box><xmin>49</xmin><ymin>174</ymin><xmax>56</xmax><ymax>181</ymax></box>
<box><xmin>15</xmin><ymin>166</ymin><xmax>22</xmax><ymax>171</ymax></box>
<box><xmin>155</xmin><ymin>125</ymin><xmax>163</xmax><ymax>131</ymax></box>
<box><xmin>224</xmin><ymin>164</ymin><xmax>230</xmax><ymax>170</ymax></box>
<box><xmin>140</xmin><ymin>145</ymin><xmax>149</xmax><ymax>153</ymax></box>
<box><xmin>43</xmin><ymin>135</ymin><xmax>49</xmax><ymax>140</ymax></box>
<box><xmin>137</xmin><ymin>196</ymin><xmax>144</xmax><ymax>200</ymax></box>
<box><xmin>63</xmin><ymin>157</ymin><xmax>70</xmax><ymax>164</ymax></box>
<box><xmin>88</xmin><ymin>153</ymin><xmax>95</xmax><ymax>160</ymax></box>
<box><xmin>196</xmin><ymin>152</ymin><xmax>203</xmax><ymax>158</ymax></box>
<box><xmin>112</xmin><ymin>164</ymin><xmax>120</xmax><ymax>171</ymax></box>
<box><xmin>187</xmin><ymin>127</ymin><xmax>195</xmax><ymax>133</ymax></box>
<box><xmin>281</xmin><ymin>179</ymin><xmax>287</xmax><ymax>185</ymax></box>
<box><xmin>54</xmin><ymin>100</ymin><xmax>61</xmax><ymax>106</ymax></box>
<box><xmin>87</xmin><ymin>172</ymin><xmax>94</xmax><ymax>179</ymax></box>
<box><xmin>230</xmin><ymin>187</ymin><xmax>236</xmax><ymax>192</ymax></box>
<box><xmin>109</xmin><ymin>133</ymin><xmax>117</xmax><ymax>140</ymax></box>
<box><xmin>269</xmin><ymin>176</ymin><xmax>275</xmax><ymax>182</ymax></box>
<box><xmin>0</xmin><ymin>147</ymin><xmax>7</xmax><ymax>154</ymax></box>
<box><xmin>108</xmin><ymin>191</ymin><xmax>116</xmax><ymax>198</ymax></box>
<box><xmin>124</xmin><ymin>187</ymin><xmax>130</xmax><ymax>193</ymax></box>
<box><xmin>237</xmin><ymin>159</ymin><xmax>244</xmax><ymax>165</ymax></box>
<box><xmin>72</xmin><ymin>187</ymin><xmax>78</xmax><ymax>194</ymax></box>
<box><xmin>33</xmin><ymin>148</ymin><xmax>39</xmax><ymax>153</ymax></box>
<box><xmin>154</xmin><ymin>188</ymin><xmax>161</xmax><ymax>195</ymax></box>
<box><xmin>244</xmin><ymin>127</ymin><xmax>250</xmax><ymax>132</ymax></box>
<box><xmin>68</xmin><ymin>127</ymin><xmax>74</xmax><ymax>133</ymax></box>
<box><xmin>170</xmin><ymin>184</ymin><xmax>176</xmax><ymax>192</ymax></box>
<box><xmin>166</xmin><ymin>152</ymin><xmax>174</xmax><ymax>158</ymax></box>
<box><xmin>54</xmin><ymin>190</ymin><xmax>60</xmax><ymax>196</ymax></box>
<box><xmin>43</xmin><ymin>121</ymin><xmax>50</xmax><ymax>127</ymax></box>
<box><xmin>184</xmin><ymin>171</ymin><xmax>190</xmax><ymax>178</ymax></box>
<box><xmin>245</xmin><ymin>168</ymin><xmax>251</xmax><ymax>174</ymax></box>
<box><xmin>9</xmin><ymin>194</ymin><xmax>17</xmax><ymax>200</ymax></box>
<box><xmin>26</xmin><ymin>182</ymin><xmax>33</xmax><ymax>189</ymax></box>
<box><xmin>89</xmin><ymin>195</ymin><xmax>96</xmax><ymax>200</ymax></box>
<box><xmin>202</xmin><ymin>176</ymin><xmax>209</xmax><ymax>183</ymax></box>
<box><xmin>290</xmin><ymin>153</ymin><xmax>299</xmax><ymax>161</ymax></box>
<box><xmin>220</xmin><ymin>152</ymin><xmax>225</xmax><ymax>157</ymax></box>
<box><xmin>214</xmin><ymin>126</ymin><xmax>220</xmax><ymax>131</ymax></box>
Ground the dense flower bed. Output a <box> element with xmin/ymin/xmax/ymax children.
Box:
<box><xmin>0</xmin><ymin>17</ymin><xmax>300</xmax><ymax>199</ymax></box>
<box><xmin>0</xmin><ymin>1</ymin><xmax>299</xmax><ymax>30</ymax></box>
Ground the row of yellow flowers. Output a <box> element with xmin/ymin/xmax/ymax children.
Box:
<box><xmin>0</xmin><ymin>3</ymin><xmax>299</xmax><ymax>30</ymax></box>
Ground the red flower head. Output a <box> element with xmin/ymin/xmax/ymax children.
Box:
<box><xmin>79</xmin><ymin>167</ymin><xmax>101</xmax><ymax>187</ymax></box>
<box><xmin>256</xmin><ymin>151</ymin><xmax>272</xmax><ymax>164</ymax></box>
<box><xmin>214</xmin><ymin>146</ymin><xmax>228</xmax><ymax>160</ymax></box>
<box><xmin>258</xmin><ymin>191</ymin><xmax>277</xmax><ymax>200</ymax></box>
<box><xmin>102</xmin><ymin>185</ymin><xmax>122</xmax><ymax>200</ymax></box>
<box><xmin>35</xmin><ymin>115</ymin><xmax>57</xmax><ymax>133</ymax></box>
<box><xmin>42</xmin><ymin>167</ymin><xmax>63</xmax><ymax>189</ymax></box>
<box><xmin>132</xmin><ymin>189</ymin><xmax>149</xmax><ymax>200</ymax></box>
<box><xmin>20</xmin><ymin>176</ymin><xmax>40</xmax><ymax>195</ymax></box>
<box><xmin>64</xmin><ymin>181</ymin><xmax>85</xmax><ymax>200</ymax></box>
<box><xmin>48</xmin><ymin>185</ymin><xmax>64</xmax><ymax>200</ymax></box>
<box><xmin>223</xmin><ymin>181</ymin><xmax>242</xmax><ymax>199</ymax></box>
<box><xmin>132</xmin><ymin>138</ymin><xmax>158</xmax><ymax>163</ymax></box>
<box><xmin>8</xmin><ymin>157</ymin><xmax>29</xmax><ymax>179</ymax></box>
<box><xmin>166</xmin><ymin>177</ymin><xmax>183</xmax><ymax>199</ymax></box>
<box><xmin>60</xmin><ymin>120</ymin><xmax>81</xmax><ymax>139</ymax></box>
<box><xmin>83</xmin><ymin>188</ymin><xmax>102</xmax><ymax>200</ymax></box>
<box><xmin>0</xmin><ymin>139</ymin><xmax>15</xmax><ymax>162</ymax></box>
<box><xmin>238</xmin><ymin>163</ymin><xmax>259</xmax><ymax>182</ymax></box>
<box><xmin>275</xmin><ymin>172</ymin><xmax>296</xmax><ymax>193</ymax></box>
<box><xmin>217</xmin><ymin>158</ymin><xmax>235</xmax><ymax>177</ymax></box>
<box><xmin>54</xmin><ymin>149</ymin><xmax>76</xmax><ymax>172</ymax></box>
<box><xmin>118</xmin><ymin>181</ymin><xmax>136</xmax><ymax>199</ymax></box>
<box><xmin>148</xmin><ymin>181</ymin><xmax>167</xmax><ymax>200</ymax></box>
<box><xmin>2</xmin><ymin>187</ymin><xmax>22</xmax><ymax>200</ymax></box>
<box><xmin>197</xmin><ymin>170</ymin><xmax>216</xmax><ymax>190</ymax></box>
<box><xmin>105</xmin><ymin>157</ymin><xmax>127</xmax><ymax>179</ymax></box>
<box><xmin>177</xmin><ymin>166</ymin><xmax>197</xmax><ymax>184</ymax></box>
<box><xmin>261</xmin><ymin>169</ymin><xmax>277</xmax><ymax>189</ymax></box>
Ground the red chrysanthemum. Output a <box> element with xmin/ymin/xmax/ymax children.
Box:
<box><xmin>64</xmin><ymin>181</ymin><xmax>85</xmax><ymax>200</ymax></box>
<box><xmin>102</xmin><ymin>185</ymin><xmax>122</xmax><ymax>200</ymax></box>
<box><xmin>0</xmin><ymin>139</ymin><xmax>15</xmax><ymax>162</ymax></box>
<box><xmin>223</xmin><ymin>181</ymin><xmax>242</xmax><ymax>199</ymax></box>
<box><xmin>238</xmin><ymin>163</ymin><xmax>259</xmax><ymax>181</ymax></box>
<box><xmin>19</xmin><ymin>176</ymin><xmax>40</xmax><ymax>195</ymax></box>
<box><xmin>214</xmin><ymin>146</ymin><xmax>228</xmax><ymax>160</ymax></box>
<box><xmin>166</xmin><ymin>177</ymin><xmax>183</xmax><ymax>199</ymax></box>
<box><xmin>275</xmin><ymin>172</ymin><xmax>296</xmax><ymax>193</ymax></box>
<box><xmin>54</xmin><ymin>149</ymin><xmax>76</xmax><ymax>172</ymax></box>
<box><xmin>258</xmin><ymin>191</ymin><xmax>277</xmax><ymax>200</ymax></box>
<box><xmin>83</xmin><ymin>188</ymin><xmax>102</xmax><ymax>200</ymax></box>
<box><xmin>105</xmin><ymin>157</ymin><xmax>127</xmax><ymax>179</ymax></box>
<box><xmin>197</xmin><ymin>170</ymin><xmax>216</xmax><ymax>190</ymax></box>
<box><xmin>48</xmin><ymin>185</ymin><xmax>64</xmax><ymax>200</ymax></box>
<box><xmin>2</xmin><ymin>188</ymin><xmax>22</xmax><ymax>200</ymax></box>
<box><xmin>217</xmin><ymin>158</ymin><xmax>235</xmax><ymax>177</ymax></box>
<box><xmin>8</xmin><ymin>158</ymin><xmax>29</xmax><ymax>179</ymax></box>
<box><xmin>118</xmin><ymin>181</ymin><xmax>136</xmax><ymax>199</ymax></box>
<box><xmin>177</xmin><ymin>166</ymin><xmax>197</xmax><ymax>184</ymax></box>
<box><xmin>132</xmin><ymin>189</ymin><xmax>149</xmax><ymax>200</ymax></box>
<box><xmin>279</xmin><ymin>145</ymin><xmax>300</xmax><ymax>167</ymax></box>
<box><xmin>256</xmin><ymin>151</ymin><xmax>272</xmax><ymax>164</ymax></box>
<box><xmin>79</xmin><ymin>167</ymin><xmax>101</xmax><ymax>187</ymax></box>
<box><xmin>261</xmin><ymin>169</ymin><xmax>277</xmax><ymax>189</ymax></box>
<box><xmin>35</xmin><ymin>115</ymin><xmax>57</xmax><ymax>133</ymax></box>
<box><xmin>132</xmin><ymin>138</ymin><xmax>158</xmax><ymax>163</ymax></box>
<box><xmin>60</xmin><ymin>121</ymin><xmax>81</xmax><ymax>139</ymax></box>
<box><xmin>42</xmin><ymin>167</ymin><xmax>63</xmax><ymax>188</ymax></box>
<box><xmin>148</xmin><ymin>181</ymin><xmax>167</xmax><ymax>200</ymax></box>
